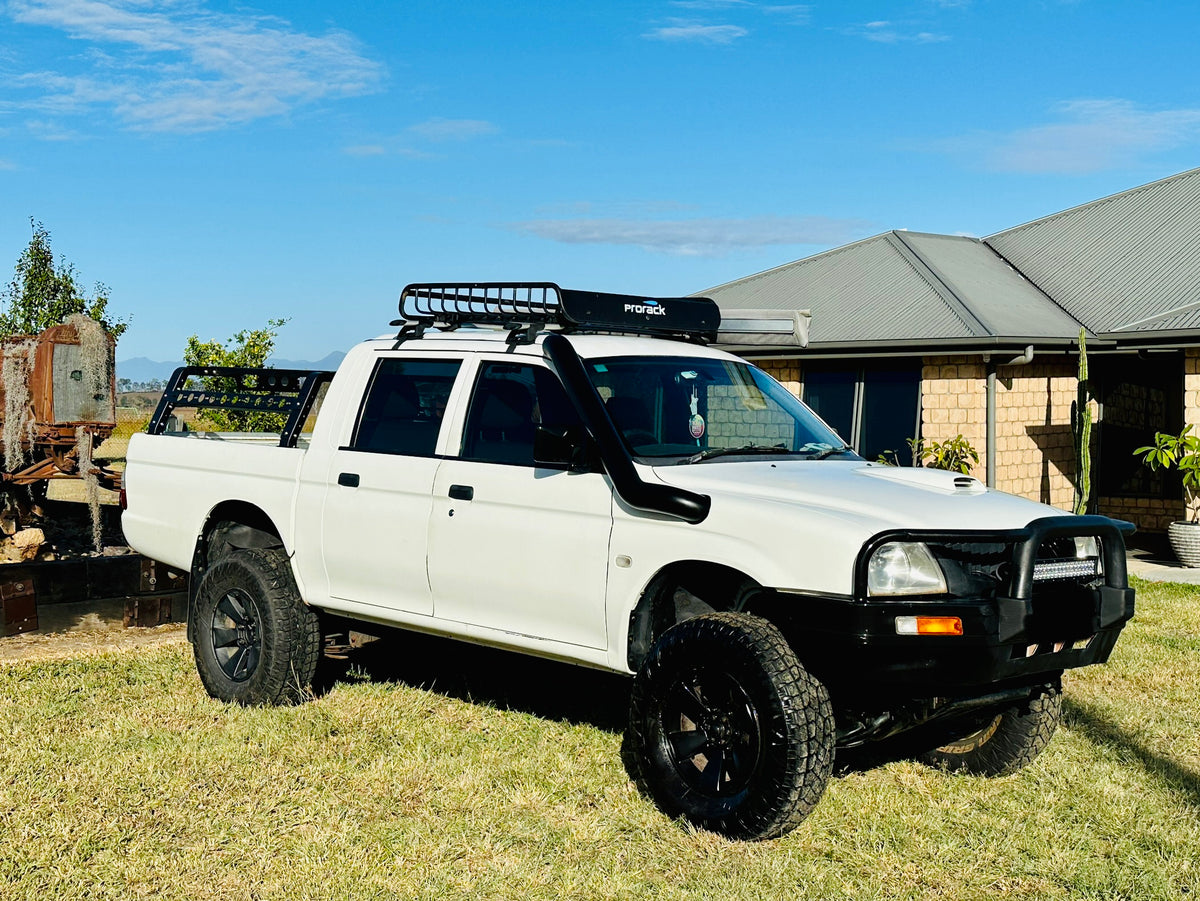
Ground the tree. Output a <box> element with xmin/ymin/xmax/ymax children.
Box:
<box><xmin>0</xmin><ymin>219</ymin><xmax>126</xmax><ymax>338</ymax></box>
<box><xmin>183</xmin><ymin>318</ymin><xmax>288</xmax><ymax>431</ymax></box>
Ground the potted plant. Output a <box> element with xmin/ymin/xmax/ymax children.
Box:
<box><xmin>1134</xmin><ymin>425</ymin><xmax>1200</xmax><ymax>566</ymax></box>
<box><xmin>877</xmin><ymin>435</ymin><xmax>980</xmax><ymax>473</ymax></box>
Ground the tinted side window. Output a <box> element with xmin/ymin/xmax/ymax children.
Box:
<box><xmin>462</xmin><ymin>362</ymin><xmax>580</xmax><ymax>466</ymax></box>
<box><xmin>351</xmin><ymin>358</ymin><xmax>461</xmax><ymax>455</ymax></box>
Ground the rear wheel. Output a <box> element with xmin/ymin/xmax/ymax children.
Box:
<box><xmin>625</xmin><ymin>612</ymin><xmax>834</xmax><ymax>840</ymax></box>
<box><xmin>921</xmin><ymin>686</ymin><xmax>1062</xmax><ymax>776</ymax></box>
<box><xmin>192</xmin><ymin>548</ymin><xmax>321</xmax><ymax>706</ymax></box>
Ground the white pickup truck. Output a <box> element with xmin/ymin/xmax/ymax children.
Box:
<box><xmin>122</xmin><ymin>283</ymin><xmax>1135</xmax><ymax>840</ymax></box>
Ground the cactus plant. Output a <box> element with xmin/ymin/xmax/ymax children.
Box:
<box><xmin>1071</xmin><ymin>329</ymin><xmax>1092</xmax><ymax>516</ymax></box>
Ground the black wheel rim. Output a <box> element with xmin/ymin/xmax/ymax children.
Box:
<box><xmin>210</xmin><ymin>588</ymin><xmax>262</xmax><ymax>683</ymax></box>
<box><xmin>660</xmin><ymin>667</ymin><xmax>763</xmax><ymax>797</ymax></box>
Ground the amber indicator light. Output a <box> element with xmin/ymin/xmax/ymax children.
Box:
<box><xmin>895</xmin><ymin>615</ymin><xmax>964</xmax><ymax>636</ymax></box>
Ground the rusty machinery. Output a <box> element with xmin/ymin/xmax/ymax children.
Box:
<box><xmin>0</xmin><ymin>321</ymin><xmax>121</xmax><ymax>533</ymax></box>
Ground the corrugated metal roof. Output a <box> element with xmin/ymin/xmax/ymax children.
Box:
<box><xmin>896</xmin><ymin>232</ymin><xmax>1081</xmax><ymax>339</ymax></box>
<box><xmin>704</xmin><ymin>230</ymin><xmax>1082</xmax><ymax>347</ymax></box>
<box><xmin>986</xmin><ymin>167</ymin><xmax>1200</xmax><ymax>336</ymax></box>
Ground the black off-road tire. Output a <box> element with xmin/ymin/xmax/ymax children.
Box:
<box><xmin>625</xmin><ymin>612</ymin><xmax>835</xmax><ymax>840</ymax></box>
<box><xmin>192</xmin><ymin>548</ymin><xmax>321</xmax><ymax>706</ymax></box>
<box><xmin>921</xmin><ymin>686</ymin><xmax>1062</xmax><ymax>776</ymax></box>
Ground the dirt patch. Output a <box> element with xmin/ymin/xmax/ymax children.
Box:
<box><xmin>0</xmin><ymin>622</ymin><xmax>186</xmax><ymax>664</ymax></box>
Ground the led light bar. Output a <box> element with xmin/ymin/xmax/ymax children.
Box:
<box><xmin>1032</xmin><ymin>558</ymin><xmax>1100</xmax><ymax>582</ymax></box>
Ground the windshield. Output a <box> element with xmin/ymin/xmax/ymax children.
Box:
<box><xmin>586</xmin><ymin>356</ymin><xmax>855</xmax><ymax>461</ymax></box>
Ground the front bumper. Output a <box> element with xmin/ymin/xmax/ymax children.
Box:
<box><xmin>775</xmin><ymin>586</ymin><xmax>1132</xmax><ymax>701</ymax></box>
<box><xmin>765</xmin><ymin>515</ymin><xmax>1136</xmax><ymax>703</ymax></box>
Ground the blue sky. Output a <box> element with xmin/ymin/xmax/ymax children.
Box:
<box><xmin>3</xmin><ymin>0</ymin><xmax>1200</xmax><ymax>362</ymax></box>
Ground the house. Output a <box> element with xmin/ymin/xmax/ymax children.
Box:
<box><xmin>706</xmin><ymin>167</ymin><xmax>1200</xmax><ymax>531</ymax></box>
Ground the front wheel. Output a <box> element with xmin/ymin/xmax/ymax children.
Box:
<box><xmin>192</xmin><ymin>548</ymin><xmax>321</xmax><ymax>706</ymax></box>
<box><xmin>625</xmin><ymin>612</ymin><xmax>835</xmax><ymax>840</ymax></box>
<box><xmin>921</xmin><ymin>686</ymin><xmax>1062</xmax><ymax>776</ymax></box>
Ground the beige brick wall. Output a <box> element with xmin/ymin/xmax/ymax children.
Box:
<box><xmin>997</xmin><ymin>359</ymin><xmax>1078</xmax><ymax>510</ymax></box>
<box><xmin>920</xmin><ymin>355</ymin><xmax>1080</xmax><ymax>509</ymax></box>
<box><xmin>757</xmin><ymin>359</ymin><xmax>801</xmax><ymax>398</ymax></box>
<box><xmin>921</xmin><ymin>353</ymin><xmax>1187</xmax><ymax>529</ymax></box>
<box><xmin>920</xmin><ymin>355</ymin><xmax>988</xmax><ymax>478</ymax></box>
<box><xmin>757</xmin><ymin>352</ymin><xmax>1185</xmax><ymax>530</ymax></box>
<box><xmin>1186</xmin><ymin>349</ymin><xmax>1200</xmax><ymax>434</ymax></box>
<box><xmin>1098</xmin><ymin>496</ymin><xmax>1183</xmax><ymax>532</ymax></box>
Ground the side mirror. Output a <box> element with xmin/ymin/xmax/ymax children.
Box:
<box><xmin>535</xmin><ymin>426</ymin><xmax>599</xmax><ymax>472</ymax></box>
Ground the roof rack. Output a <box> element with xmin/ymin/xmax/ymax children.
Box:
<box><xmin>394</xmin><ymin>282</ymin><xmax>721</xmax><ymax>344</ymax></box>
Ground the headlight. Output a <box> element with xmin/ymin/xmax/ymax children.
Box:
<box><xmin>867</xmin><ymin>541</ymin><xmax>948</xmax><ymax>596</ymax></box>
<box><xmin>1076</xmin><ymin>535</ymin><xmax>1103</xmax><ymax>577</ymax></box>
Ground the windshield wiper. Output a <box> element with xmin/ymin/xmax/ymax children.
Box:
<box><xmin>682</xmin><ymin>443</ymin><xmax>791</xmax><ymax>464</ymax></box>
<box><xmin>808</xmin><ymin>444</ymin><xmax>854</xmax><ymax>460</ymax></box>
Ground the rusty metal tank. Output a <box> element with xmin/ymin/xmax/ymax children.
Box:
<box><xmin>0</xmin><ymin>319</ymin><xmax>118</xmax><ymax>496</ymax></box>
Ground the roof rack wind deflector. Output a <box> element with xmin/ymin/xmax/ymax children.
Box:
<box><xmin>396</xmin><ymin>282</ymin><xmax>721</xmax><ymax>344</ymax></box>
<box><xmin>713</xmin><ymin>308</ymin><xmax>811</xmax><ymax>348</ymax></box>
<box><xmin>542</xmin><ymin>333</ymin><xmax>711</xmax><ymax>524</ymax></box>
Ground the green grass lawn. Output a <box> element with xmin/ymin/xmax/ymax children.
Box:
<box><xmin>1</xmin><ymin>577</ymin><xmax>1197</xmax><ymax>900</ymax></box>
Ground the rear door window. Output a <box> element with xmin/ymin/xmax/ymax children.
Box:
<box><xmin>350</xmin><ymin>358</ymin><xmax>461</xmax><ymax>456</ymax></box>
<box><xmin>461</xmin><ymin>362</ymin><xmax>581</xmax><ymax>466</ymax></box>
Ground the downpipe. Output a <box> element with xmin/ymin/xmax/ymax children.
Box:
<box><xmin>985</xmin><ymin>345</ymin><xmax>1034</xmax><ymax>489</ymax></box>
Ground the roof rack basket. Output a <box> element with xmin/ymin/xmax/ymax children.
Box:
<box><xmin>396</xmin><ymin>282</ymin><xmax>722</xmax><ymax>343</ymax></box>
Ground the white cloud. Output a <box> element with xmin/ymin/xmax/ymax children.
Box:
<box><xmin>407</xmin><ymin>118</ymin><xmax>499</xmax><ymax>142</ymax></box>
<box><xmin>644</xmin><ymin>2</ymin><xmax>810</xmax><ymax>43</ymax></box>
<box><xmin>938</xmin><ymin>99</ymin><xmax>1200</xmax><ymax>174</ymax></box>
<box><xmin>644</xmin><ymin>20</ymin><xmax>749</xmax><ymax>43</ymax></box>
<box><xmin>512</xmin><ymin>215</ymin><xmax>874</xmax><ymax>257</ymax></box>
<box><xmin>24</xmin><ymin>118</ymin><xmax>83</xmax><ymax>140</ymax></box>
<box><xmin>848</xmin><ymin>21</ymin><xmax>949</xmax><ymax>43</ymax></box>
<box><xmin>0</xmin><ymin>159</ymin><xmax>16</xmax><ymax>170</ymax></box>
<box><xmin>761</xmin><ymin>5</ymin><xmax>812</xmax><ymax>22</ymax></box>
<box><xmin>6</xmin><ymin>0</ymin><xmax>383</xmax><ymax>133</ymax></box>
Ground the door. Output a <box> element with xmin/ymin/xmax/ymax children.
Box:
<box><xmin>321</xmin><ymin>356</ymin><xmax>462</xmax><ymax>615</ymax></box>
<box><xmin>427</xmin><ymin>360</ymin><xmax>614</xmax><ymax>649</ymax></box>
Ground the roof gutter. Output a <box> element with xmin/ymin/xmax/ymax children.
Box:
<box><xmin>733</xmin><ymin>334</ymin><xmax>1097</xmax><ymax>360</ymax></box>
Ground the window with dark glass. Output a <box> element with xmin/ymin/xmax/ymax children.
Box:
<box><xmin>1095</xmin><ymin>355</ymin><xmax>1183</xmax><ymax>498</ymax></box>
<box><xmin>802</xmin><ymin>364</ymin><xmax>922</xmax><ymax>464</ymax></box>
<box><xmin>462</xmin><ymin>362</ymin><xmax>582</xmax><ymax>466</ymax></box>
<box><xmin>801</xmin><ymin>370</ymin><xmax>856</xmax><ymax>446</ymax></box>
<box><xmin>351</xmin><ymin>358</ymin><xmax>461</xmax><ymax>456</ymax></box>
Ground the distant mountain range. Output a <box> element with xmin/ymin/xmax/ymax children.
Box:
<box><xmin>117</xmin><ymin>351</ymin><xmax>347</xmax><ymax>384</ymax></box>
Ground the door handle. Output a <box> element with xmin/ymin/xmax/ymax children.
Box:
<box><xmin>337</xmin><ymin>472</ymin><xmax>360</xmax><ymax>488</ymax></box>
<box><xmin>448</xmin><ymin>484</ymin><xmax>474</xmax><ymax>501</ymax></box>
